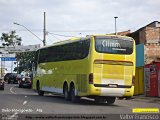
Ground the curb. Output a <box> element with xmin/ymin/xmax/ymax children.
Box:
<box><xmin>130</xmin><ymin>96</ymin><xmax>160</xmax><ymax>103</ymax></box>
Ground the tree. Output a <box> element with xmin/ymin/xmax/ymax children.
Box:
<box><xmin>14</xmin><ymin>51</ymin><xmax>36</xmax><ymax>73</ymax></box>
<box><xmin>1</xmin><ymin>30</ymin><xmax>22</xmax><ymax>46</ymax></box>
<box><xmin>1</xmin><ymin>30</ymin><xmax>36</xmax><ymax>74</ymax></box>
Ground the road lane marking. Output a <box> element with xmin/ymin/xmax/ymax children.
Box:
<box><xmin>23</xmin><ymin>100</ymin><xmax>27</xmax><ymax>105</ymax></box>
<box><xmin>10</xmin><ymin>86</ymin><xmax>17</xmax><ymax>94</ymax></box>
<box><xmin>8</xmin><ymin>112</ymin><xmax>18</xmax><ymax>119</ymax></box>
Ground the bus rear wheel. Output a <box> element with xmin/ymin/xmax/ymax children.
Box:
<box><xmin>106</xmin><ymin>97</ymin><xmax>116</xmax><ymax>104</ymax></box>
<box><xmin>94</xmin><ymin>98</ymin><xmax>107</xmax><ymax>103</ymax></box>
<box><xmin>37</xmin><ymin>81</ymin><xmax>44</xmax><ymax>96</ymax></box>
<box><xmin>70</xmin><ymin>84</ymin><xmax>79</xmax><ymax>102</ymax></box>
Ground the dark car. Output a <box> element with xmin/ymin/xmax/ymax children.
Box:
<box><xmin>18</xmin><ymin>76</ymin><xmax>32</xmax><ymax>88</ymax></box>
<box><xmin>7</xmin><ymin>73</ymin><xmax>18</xmax><ymax>84</ymax></box>
<box><xmin>0</xmin><ymin>78</ymin><xmax>4</xmax><ymax>90</ymax></box>
<box><xmin>4</xmin><ymin>73</ymin><xmax>12</xmax><ymax>82</ymax></box>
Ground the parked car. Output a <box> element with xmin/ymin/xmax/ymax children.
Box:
<box><xmin>18</xmin><ymin>76</ymin><xmax>32</xmax><ymax>88</ymax></box>
<box><xmin>4</xmin><ymin>73</ymin><xmax>12</xmax><ymax>82</ymax></box>
<box><xmin>0</xmin><ymin>78</ymin><xmax>4</xmax><ymax>90</ymax></box>
<box><xmin>7</xmin><ymin>73</ymin><xmax>18</xmax><ymax>84</ymax></box>
<box><xmin>16</xmin><ymin>74</ymin><xmax>22</xmax><ymax>81</ymax></box>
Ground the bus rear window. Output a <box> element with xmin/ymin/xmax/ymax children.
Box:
<box><xmin>95</xmin><ymin>37</ymin><xmax>133</xmax><ymax>55</ymax></box>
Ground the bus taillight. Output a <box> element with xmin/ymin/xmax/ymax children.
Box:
<box><xmin>89</xmin><ymin>73</ymin><xmax>93</xmax><ymax>84</ymax></box>
<box><xmin>132</xmin><ymin>76</ymin><xmax>135</xmax><ymax>85</ymax></box>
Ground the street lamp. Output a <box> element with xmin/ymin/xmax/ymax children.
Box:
<box><xmin>13</xmin><ymin>22</ymin><xmax>45</xmax><ymax>46</ymax></box>
<box><xmin>114</xmin><ymin>16</ymin><xmax>118</xmax><ymax>35</ymax></box>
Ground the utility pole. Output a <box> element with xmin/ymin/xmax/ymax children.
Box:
<box><xmin>114</xmin><ymin>16</ymin><xmax>118</xmax><ymax>35</ymax></box>
<box><xmin>1</xmin><ymin>58</ymin><xmax>2</xmax><ymax>77</ymax></box>
<box><xmin>43</xmin><ymin>12</ymin><xmax>46</xmax><ymax>46</ymax></box>
<box><xmin>1</xmin><ymin>55</ymin><xmax>5</xmax><ymax>77</ymax></box>
<box><xmin>14</xmin><ymin>12</ymin><xmax>46</xmax><ymax>46</ymax></box>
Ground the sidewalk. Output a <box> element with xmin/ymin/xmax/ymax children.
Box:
<box><xmin>131</xmin><ymin>95</ymin><xmax>160</xmax><ymax>104</ymax></box>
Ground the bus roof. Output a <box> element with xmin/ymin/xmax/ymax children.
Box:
<box><xmin>38</xmin><ymin>36</ymin><xmax>88</xmax><ymax>50</ymax></box>
<box><xmin>38</xmin><ymin>34</ymin><xmax>133</xmax><ymax>50</ymax></box>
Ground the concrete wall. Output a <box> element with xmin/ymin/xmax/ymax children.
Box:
<box><xmin>130</xmin><ymin>22</ymin><xmax>160</xmax><ymax>64</ymax></box>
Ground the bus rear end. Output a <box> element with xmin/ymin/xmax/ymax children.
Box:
<box><xmin>88</xmin><ymin>35</ymin><xmax>136</xmax><ymax>103</ymax></box>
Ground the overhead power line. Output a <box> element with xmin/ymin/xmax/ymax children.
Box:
<box><xmin>48</xmin><ymin>33</ymin><xmax>61</xmax><ymax>40</ymax></box>
<box><xmin>48</xmin><ymin>32</ymin><xmax>77</xmax><ymax>38</ymax></box>
<box><xmin>0</xmin><ymin>28</ymin><xmax>109</xmax><ymax>33</ymax></box>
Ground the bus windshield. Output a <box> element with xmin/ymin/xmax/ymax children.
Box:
<box><xmin>95</xmin><ymin>37</ymin><xmax>133</xmax><ymax>55</ymax></box>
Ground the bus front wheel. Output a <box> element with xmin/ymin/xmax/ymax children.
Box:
<box><xmin>37</xmin><ymin>81</ymin><xmax>44</xmax><ymax>96</ymax></box>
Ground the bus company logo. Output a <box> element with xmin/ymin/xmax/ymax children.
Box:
<box><xmin>102</xmin><ymin>40</ymin><xmax>121</xmax><ymax>48</ymax></box>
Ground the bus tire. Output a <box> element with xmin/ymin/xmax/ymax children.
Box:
<box><xmin>118</xmin><ymin>97</ymin><xmax>124</xmax><ymax>100</ymax></box>
<box><xmin>125</xmin><ymin>97</ymin><xmax>132</xmax><ymax>100</ymax></box>
<box><xmin>63</xmin><ymin>83</ymin><xmax>69</xmax><ymax>100</ymax></box>
<box><xmin>36</xmin><ymin>81</ymin><xmax>44</xmax><ymax>96</ymax></box>
<box><xmin>106</xmin><ymin>97</ymin><xmax>116</xmax><ymax>104</ymax></box>
<box><xmin>70</xmin><ymin>84</ymin><xmax>79</xmax><ymax>102</ymax></box>
<box><xmin>94</xmin><ymin>98</ymin><xmax>107</xmax><ymax>103</ymax></box>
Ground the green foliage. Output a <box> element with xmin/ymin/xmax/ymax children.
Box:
<box><xmin>1</xmin><ymin>30</ymin><xmax>22</xmax><ymax>46</ymax></box>
<box><xmin>1</xmin><ymin>30</ymin><xmax>35</xmax><ymax>73</ymax></box>
<box><xmin>15</xmin><ymin>51</ymin><xmax>36</xmax><ymax>73</ymax></box>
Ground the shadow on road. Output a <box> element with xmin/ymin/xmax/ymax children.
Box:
<box><xmin>22</xmin><ymin>93</ymin><xmax>120</xmax><ymax>107</ymax></box>
<box><xmin>2</xmin><ymin>84</ymin><xmax>120</xmax><ymax>107</ymax></box>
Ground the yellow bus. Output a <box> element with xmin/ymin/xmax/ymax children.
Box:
<box><xmin>32</xmin><ymin>34</ymin><xmax>136</xmax><ymax>104</ymax></box>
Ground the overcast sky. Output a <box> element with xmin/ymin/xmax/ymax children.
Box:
<box><xmin>0</xmin><ymin>0</ymin><xmax>160</xmax><ymax>46</ymax></box>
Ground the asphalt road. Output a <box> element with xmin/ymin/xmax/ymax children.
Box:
<box><xmin>0</xmin><ymin>83</ymin><xmax>160</xmax><ymax>119</ymax></box>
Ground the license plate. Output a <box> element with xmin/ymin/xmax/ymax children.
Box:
<box><xmin>109</xmin><ymin>84</ymin><xmax>117</xmax><ymax>88</ymax></box>
<box><xmin>23</xmin><ymin>84</ymin><xmax>28</xmax><ymax>86</ymax></box>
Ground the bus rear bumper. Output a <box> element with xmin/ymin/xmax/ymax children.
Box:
<box><xmin>88</xmin><ymin>85</ymin><xmax>134</xmax><ymax>97</ymax></box>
